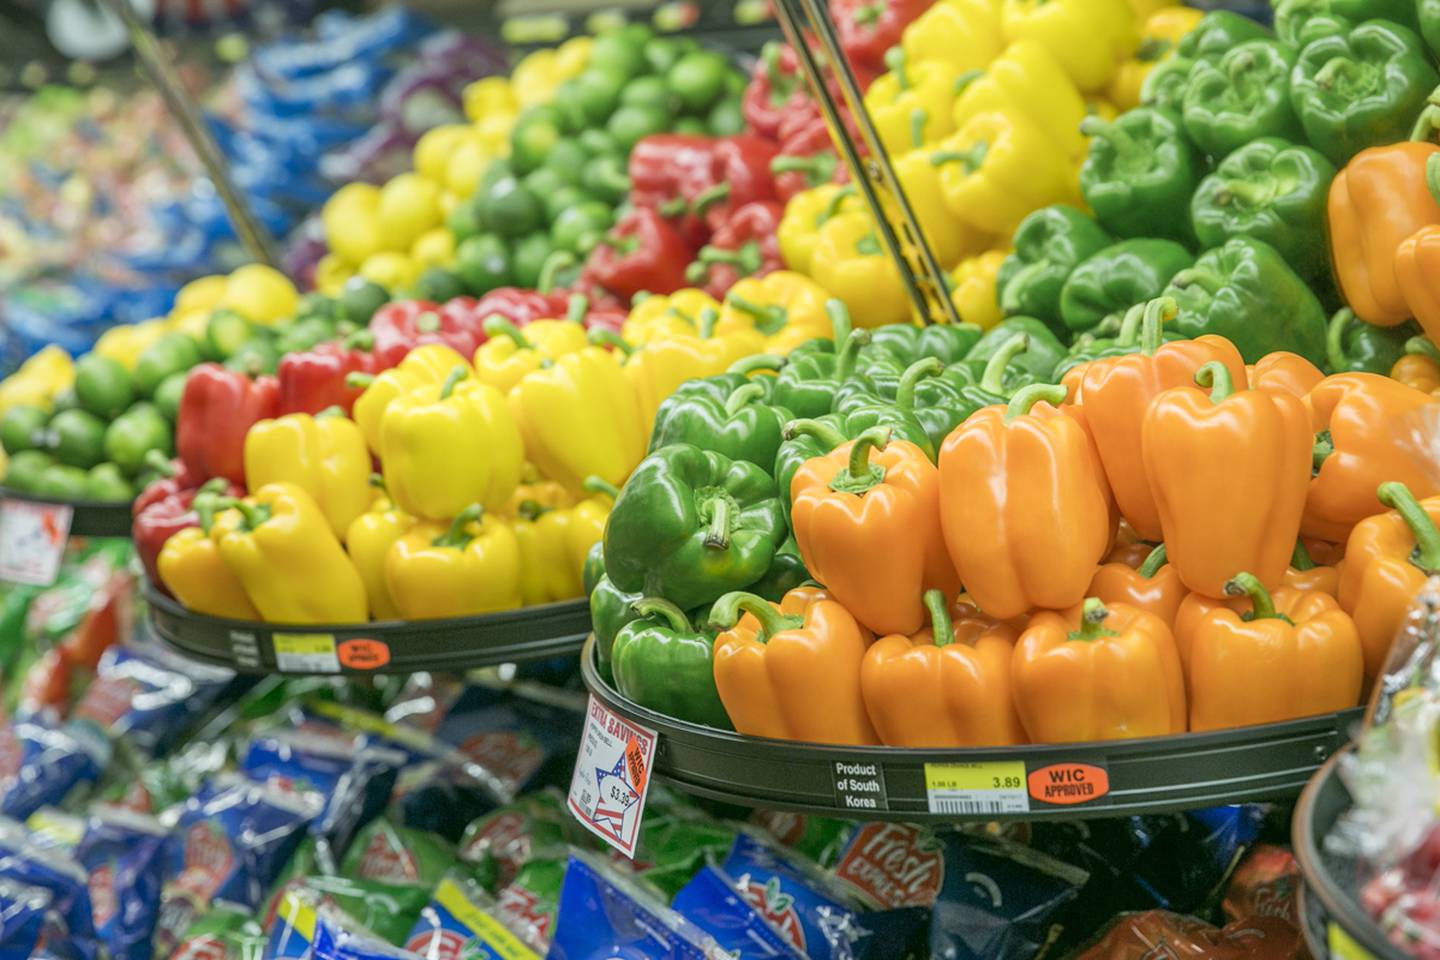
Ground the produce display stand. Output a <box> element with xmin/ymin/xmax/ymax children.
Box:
<box><xmin>0</xmin><ymin>486</ymin><xmax>131</xmax><ymax>538</ymax></box>
<box><xmin>146</xmin><ymin>582</ymin><xmax>591</xmax><ymax>675</ymax></box>
<box><xmin>582</xmin><ymin>636</ymin><xmax>1363</xmax><ymax>822</ymax></box>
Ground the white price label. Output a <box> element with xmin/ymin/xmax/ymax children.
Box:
<box><xmin>272</xmin><ymin>633</ymin><xmax>339</xmax><ymax>673</ymax></box>
<box><xmin>924</xmin><ymin>761</ymin><xmax>1030</xmax><ymax>816</ymax></box>
<box><xmin>0</xmin><ymin>500</ymin><xmax>72</xmax><ymax>585</ymax></box>
<box><xmin>567</xmin><ymin>694</ymin><xmax>657</xmax><ymax>859</ymax></box>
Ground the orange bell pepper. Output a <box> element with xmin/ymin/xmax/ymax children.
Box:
<box><xmin>1391</xmin><ymin>337</ymin><xmax>1440</xmax><ymax>396</ymax></box>
<box><xmin>1105</xmin><ymin>539</ymin><xmax>1152</xmax><ymax>568</ymax></box>
<box><xmin>1284</xmin><ymin>540</ymin><xmax>1341</xmax><ymax>596</ymax></box>
<box><xmin>1079</xmin><ymin>297</ymin><xmax>1249</xmax><ymax>540</ymax></box>
<box><xmin>1329</xmin><ymin>142</ymin><xmax>1440</xmax><ymax>327</ymax></box>
<box><xmin>1172</xmin><ymin>591</ymin><xmax>1243</xmax><ymax>675</ymax></box>
<box><xmin>1304</xmin><ymin>372</ymin><xmax>1439</xmax><ymax>542</ymax></box>
<box><xmin>938</xmin><ymin>383</ymin><xmax>1114</xmax><ymax>619</ymax></box>
<box><xmin>1141</xmin><ymin>362</ymin><xmax>1310</xmax><ymax>598</ymax></box>
<box><xmin>709</xmin><ymin>589</ymin><xmax>878</xmax><ymax>745</ymax></box>
<box><xmin>1338</xmin><ymin>482</ymin><xmax>1440</xmax><ymax>684</ymax></box>
<box><xmin>1249</xmin><ymin>352</ymin><xmax>1324</xmax><ymax>397</ymax></box>
<box><xmin>1188</xmin><ymin>572</ymin><xmax>1363</xmax><ymax>731</ymax></box>
<box><xmin>1394</xmin><ymin>156</ymin><xmax>1440</xmax><ymax>342</ymax></box>
<box><xmin>790</xmin><ymin>427</ymin><xmax>957</xmax><ymax>636</ymax></box>
<box><xmin>1012</xmin><ymin>598</ymin><xmax>1187</xmax><ymax>743</ymax></box>
<box><xmin>860</xmin><ymin>591</ymin><xmax>1026</xmax><ymax>748</ymax></box>
<box><xmin>1088</xmin><ymin>543</ymin><xmax>1186</xmax><ymax>627</ymax></box>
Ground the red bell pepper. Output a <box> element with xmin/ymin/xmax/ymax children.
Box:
<box><xmin>132</xmin><ymin>478</ymin><xmax>237</xmax><ymax>589</ymax></box>
<box><xmin>470</xmin><ymin>288</ymin><xmax>571</xmax><ymax>328</ymax></box>
<box><xmin>686</xmin><ymin>201</ymin><xmax>785</xmax><ymax>299</ymax></box>
<box><xmin>277</xmin><ymin>339</ymin><xmax>383</xmax><ymax>416</ymax></box>
<box><xmin>368</xmin><ymin>299</ymin><xmax>487</xmax><ymax>368</ymax></box>
<box><xmin>586</xmin><ymin>207</ymin><xmax>694</xmax><ymax>301</ymax></box>
<box><xmin>176</xmin><ymin>364</ymin><xmax>279</xmax><ymax>486</ymax></box>
<box><xmin>771</xmin><ymin>112</ymin><xmax>847</xmax><ymax>201</ymax></box>
<box><xmin>131</xmin><ymin>455</ymin><xmax>197</xmax><ymax>517</ymax></box>
<box><xmin>694</xmin><ymin>135</ymin><xmax>781</xmax><ymax>233</ymax></box>
<box><xmin>743</xmin><ymin>43</ymin><xmax>812</xmax><ymax>142</ymax></box>
<box><xmin>628</xmin><ymin>135</ymin><xmax>719</xmax><ymax>248</ymax></box>
<box><xmin>831</xmin><ymin>0</ymin><xmax>929</xmax><ymax>74</ymax></box>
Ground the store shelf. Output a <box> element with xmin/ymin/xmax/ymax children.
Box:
<box><xmin>1295</xmin><ymin>746</ymin><xmax>1405</xmax><ymax>960</ymax></box>
<box><xmin>0</xmin><ymin>487</ymin><xmax>132</xmax><ymax>538</ymax></box>
<box><xmin>146</xmin><ymin>582</ymin><xmax>590</xmax><ymax>675</ymax></box>
<box><xmin>582</xmin><ymin>636</ymin><xmax>1363</xmax><ymax>821</ymax></box>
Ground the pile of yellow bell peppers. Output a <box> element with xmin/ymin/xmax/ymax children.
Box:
<box><xmin>157</xmin><ymin>278</ymin><xmax>833</xmax><ymax>624</ymax></box>
<box><xmin>314</xmin><ymin>39</ymin><xmax>591</xmax><ymax>297</ymax></box>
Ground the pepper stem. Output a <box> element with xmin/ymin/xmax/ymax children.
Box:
<box><xmin>1140</xmin><ymin>296</ymin><xmax>1177</xmax><ymax>355</ymax></box>
<box><xmin>565</xmin><ymin>294</ymin><xmax>589</xmax><ymax>325</ymax></box>
<box><xmin>826</xmin><ymin>298</ymin><xmax>853</xmax><ymax>344</ymax></box>
<box><xmin>144</xmin><ymin>449</ymin><xmax>175</xmax><ymax>477</ymax></box>
<box><xmin>1313</xmin><ymin>430</ymin><xmax>1333</xmax><ymax>474</ymax></box>
<box><xmin>1005</xmin><ymin>383</ymin><xmax>1067</xmax><ymax>421</ymax></box>
<box><xmin>1116</xmin><ymin>303</ymin><xmax>1145</xmax><ymax>348</ymax></box>
<box><xmin>1378</xmin><ymin>482</ymin><xmax>1440</xmax><ymax>573</ymax></box>
<box><xmin>346</xmin><ymin>372</ymin><xmax>376</xmax><ymax>389</ymax></box>
<box><xmin>439</xmin><ymin>365</ymin><xmax>468</xmax><ymax>400</ymax></box>
<box><xmin>884</xmin><ymin>45</ymin><xmax>909</xmax><ymax>90</ymax></box>
<box><xmin>1079</xmin><ymin>116</ymin><xmax>1138</xmax><ymax>154</ymax></box>
<box><xmin>200</xmin><ymin>477</ymin><xmax>230</xmax><ymax>495</ymax></box>
<box><xmin>981</xmin><ymin>334</ymin><xmax>1029</xmax><ymax>394</ymax></box>
<box><xmin>783</xmin><ymin>418</ymin><xmax>848</xmax><ymax>449</ymax></box>
<box><xmin>1194</xmin><ymin>361</ymin><xmax>1233</xmax><ymax>403</ymax></box>
<box><xmin>1225</xmin><ymin>572</ymin><xmax>1283</xmax><ymax>621</ymax></box>
<box><xmin>897</xmin><ymin>358</ymin><xmax>942</xmax><ymax>409</ymax></box>
<box><xmin>724</xmin><ymin>383</ymin><xmax>766</xmax><ymax>416</ymax></box>
<box><xmin>588</xmin><ymin>329</ymin><xmax>635</xmax><ymax>356</ymax></box>
<box><xmin>483</xmin><ymin>315</ymin><xmax>530</xmax><ymax>348</ymax></box>
<box><xmin>1429</xmin><ymin>153</ymin><xmax>1440</xmax><ymax>209</ymax></box>
<box><xmin>817</xmin><ymin>187</ymin><xmax>856</xmax><ymax>227</ymax></box>
<box><xmin>194</xmin><ymin>492</ymin><xmax>222</xmax><ymax>535</ymax></box>
<box><xmin>952</xmin><ymin>69</ymin><xmax>983</xmax><ymax>96</ymax></box>
<box><xmin>1138</xmin><ymin>543</ymin><xmax>1168</xmax><ymax>579</ymax></box>
<box><xmin>727</xmin><ymin>295</ymin><xmax>789</xmax><ymax>336</ymax></box>
<box><xmin>631</xmin><ymin>597</ymin><xmax>693</xmax><ymax>633</ymax></box>
<box><xmin>369</xmin><ymin>472</ymin><xmax>387</xmax><ymax>491</ymax></box>
<box><xmin>1220</xmin><ymin>178</ymin><xmax>1273</xmax><ymax>207</ymax></box>
<box><xmin>433</xmin><ymin>503</ymin><xmax>482</xmax><ymax>549</ymax></box>
<box><xmin>924</xmin><ymin>589</ymin><xmax>955</xmax><ymax>647</ymax></box>
<box><xmin>704</xmin><ymin>495</ymin><xmax>733</xmax><ymax>549</ymax></box>
<box><xmin>1326</xmin><ymin>308</ymin><xmax>1357</xmax><ymax>373</ymax></box>
<box><xmin>537</xmin><ymin>251</ymin><xmax>577</xmax><ymax>294</ymax></box>
<box><xmin>930</xmin><ymin>141</ymin><xmax>989</xmax><ymax>174</ymax></box>
<box><xmin>830</xmin><ymin>426</ymin><xmax>890</xmax><ymax>496</ymax></box>
<box><xmin>315</xmin><ymin>406</ymin><xmax>345</xmax><ymax>420</ymax></box>
<box><xmin>692</xmin><ymin>183</ymin><xmax>731</xmax><ymax>217</ymax></box>
<box><xmin>583</xmin><ymin>475</ymin><xmax>621</xmax><ymax>500</ymax></box>
<box><xmin>1291</xmin><ymin>539</ymin><xmax>1316</xmax><ymax>571</ymax></box>
<box><xmin>1410</xmin><ymin>91</ymin><xmax>1440</xmax><ymax>142</ymax></box>
<box><xmin>835</xmin><ymin>325</ymin><xmax>872</xmax><ymax>384</ymax></box>
<box><xmin>908</xmin><ymin>108</ymin><xmax>928</xmax><ymax>150</ymax></box>
<box><xmin>233</xmin><ymin>501</ymin><xmax>273</xmax><ymax>532</ymax></box>
<box><xmin>708</xmin><ymin>590</ymin><xmax>802</xmax><ymax>642</ymax></box>
<box><xmin>1067</xmin><ymin>598</ymin><xmax>1119</xmax><ymax>642</ymax></box>
<box><xmin>698</xmin><ymin>307</ymin><xmax>718</xmax><ymax>339</ymax></box>
<box><xmin>729</xmin><ymin>353</ymin><xmax>786</xmax><ymax>375</ymax></box>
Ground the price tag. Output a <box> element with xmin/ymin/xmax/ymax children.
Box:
<box><xmin>0</xmin><ymin>500</ymin><xmax>72</xmax><ymax>585</ymax></box>
<box><xmin>924</xmin><ymin>761</ymin><xmax>1029</xmax><ymax>815</ymax></box>
<box><xmin>271</xmin><ymin>633</ymin><xmax>339</xmax><ymax>674</ymax></box>
<box><xmin>567</xmin><ymin>694</ymin><xmax>657</xmax><ymax>858</ymax></box>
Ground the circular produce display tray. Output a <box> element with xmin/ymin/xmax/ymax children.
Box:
<box><xmin>1294</xmin><ymin>746</ymin><xmax>1407</xmax><ymax>960</ymax></box>
<box><xmin>0</xmin><ymin>487</ymin><xmax>131</xmax><ymax>538</ymax></box>
<box><xmin>146</xmin><ymin>583</ymin><xmax>590</xmax><ymax>675</ymax></box>
<box><xmin>582</xmin><ymin>636</ymin><xmax>1363</xmax><ymax>821</ymax></box>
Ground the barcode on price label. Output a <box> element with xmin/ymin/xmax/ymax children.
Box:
<box><xmin>924</xmin><ymin>761</ymin><xmax>1030</xmax><ymax>815</ymax></box>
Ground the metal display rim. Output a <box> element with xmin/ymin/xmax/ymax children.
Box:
<box><xmin>145</xmin><ymin>582</ymin><xmax>589</xmax><ymax>675</ymax></box>
<box><xmin>581</xmin><ymin>635</ymin><xmax>1363</xmax><ymax>821</ymax></box>
<box><xmin>0</xmin><ymin>486</ymin><xmax>133</xmax><ymax>538</ymax></box>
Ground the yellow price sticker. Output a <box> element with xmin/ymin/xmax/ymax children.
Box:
<box><xmin>271</xmin><ymin>633</ymin><xmax>339</xmax><ymax>673</ymax></box>
<box><xmin>925</xmin><ymin>761</ymin><xmax>1026</xmax><ymax>793</ymax></box>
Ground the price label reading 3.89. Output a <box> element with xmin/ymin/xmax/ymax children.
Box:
<box><xmin>924</xmin><ymin>761</ymin><xmax>1030</xmax><ymax>816</ymax></box>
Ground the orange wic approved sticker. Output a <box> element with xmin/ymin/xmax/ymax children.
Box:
<box><xmin>1027</xmin><ymin>763</ymin><xmax>1110</xmax><ymax>805</ymax></box>
<box><xmin>624</xmin><ymin>736</ymin><xmax>649</xmax><ymax>794</ymax></box>
<box><xmin>337</xmin><ymin>638</ymin><xmax>391</xmax><ymax>670</ymax></box>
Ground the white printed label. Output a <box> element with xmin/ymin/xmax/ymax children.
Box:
<box><xmin>924</xmin><ymin>761</ymin><xmax>1030</xmax><ymax>816</ymax></box>
<box><xmin>272</xmin><ymin>633</ymin><xmax>339</xmax><ymax>673</ymax></box>
<box><xmin>567</xmin><ymin>694</ymin><xmax>657</xmax><ymax>859</ymax></box>
<box><xmin>0</xmin><ymin>500</ymin><xmax>72</xmax><ymax>585</ymax></box>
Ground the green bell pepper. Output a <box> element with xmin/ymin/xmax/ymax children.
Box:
<box><xmin>997</xmin><ymin>205</ymin><xmax>1115</xmax><ymax>333</ymax></box>
<box><xmin>603</xmin><ymin>444</ymin><xmax>786</xmax><ymax>610</ymax></box>
<box><xmin>34</xmin><ymin>465</ymin><xmax>89</xmax><ymax>500</ymax></box>
<box><xmin>835</xmin><ymin>362</ymin><xmax>940</xmax><ymax>462</ymax></box>
<box><xmin>774</xmin><ymin>415</ymin><xmax>849</xmax><ymax>524</ymax></box>
<box><xmin>73</xmin><ymin>354</ymin><xmax>135</xmax><ymax>419</ymax></box>
<box><xmin>1143</xmin><ymin>12</ymin><xmax>1274</xmax><ymax>113</ymax></box>
<box><xmin>338</xmin><ymin>279</ymin><xmax>389</xmax><ymax>326</ymax></box>
<box><xmin>457</xmin><ymin>233</ymin><xmax>514</xmax><ymax>295</ymax></box>
<box><xmin>1051</xmin><ymin>297</ymin><xmax>1179</xmax><ymax>381</ymax></box>
<box><xmin>1164</xmin><ymin>236</ymin><xmax>1329</xmax><ymax>366</ymax></box>
<box><xmin>748</xmin><ymin>537</ymin><xmax>812</xmax><ymax>602</ymax></box>
<box><xmin>1423</xmin><ymin>0</ymin><xmax>1440</xmax><ymax>61</ymax></box>
<box><xmin>611</xmin><ymin>597</ymin><xmax>731</xmax><ymax>729</ymax></box>
<box><xmin>551</xmin><ymin>202</ymin><xmax>615</xmax><ymax>256</ymax></box>
<box><xmin>1059</xmin><ymin>239</ymin><xmax>1194</xmax><ymax>334</ymax></box>
<box><xmin>0</xmin><ymin>405</ymin><xmax>48</xmax><ymax>455</ymax></box>
<box><xmin>102</xmin><ymin>402</ymin><xmax>173</xmax><ymax>475</ymax></box>
<box><xmin>509</xmin><ymin>107</ymin><xmax>566</xmax><ymax>175</ymax></box>
<box><xmin>770</xmin><ymin>327</ymin><xmax>870</xmax><ymax>419</ymax></box>
<box><xmin>478</xmin><ymin>176</ymin><xmax>544</xmax><ymax>238</ymax></box>
<box><xmin>49</xmin><ymin>409</ymin><xmax>107</xmax><ymax>469</ymax></box>
<box><xmin>1274</xmin><ymin>0</ymin><xmax>1419</xmax><ymax>49</ymax></box>
<box><xmin>1079</xmin><ymin>108</ymin><xmax>1204</xmax><ymax>246</ymax></box>
<box><xmin>583</xmin><ymin>541</ymin><xmax>606</xmax><ymax>595</ymax></box>
<box><xmin>903</xmin><ymin>336</ymin><xmax>1034</xmax><ymax>449</ymax></box>
<box><xmin>1327</xmin><ymin>308</ymin><xmax>1413</xmax><ymax>374</ymax></box>
<box><xmin>864</xmin><ymin>322</ymin><xmax>983</xmax><ymax>367</ymax></box>
<box><xmin>133</xmin><ymin>333</ymin><xmax>202</xmax><ymax>398</ymax></box>
<box><xmin>510</xmin><ymin>233</ymin><xmax>554</xmax><ymax>289</ymax></box>
<box><xmin>3</xmin><ymin>450</ymin><xmax>52</xmax><ymax>491</ymax></box>
<box><xmin>1290</xmin><ymin>21</ymin><xmax>1440</xmax><ymax>167</ymax></box>
<box><xmin>1190</xmin><ymin>137</ymin><xmax>1336</xmax><ymax>283</ymax></box>
<box><xmin>1181</xmin><ymin>41</ymin><xmax>1302</xmax><ymax>160</ymax></box>
<box><xmin>590</xmin><ymin>574</ymin><xmax>644</xmax><ymax>683</ymax></box>
<box><xmin>965</xmin><ymin>317</ymin><xmax>1066</xmax><ymax>382</ymax></box>
<box><xmin>274</xmin><ymin>316</ymin><xmax>336</xmax><ymax>358</ymax></box>
<box><xmin>85</xmin><ymin>463</ymin><xmax>134</xmax><ymax>502</ymax></box>
<box><xmin>668</xmin><ymin>369</ymin><xmax>777</xmax><ymax>409</ymax></box>
<box><xmin>647</xmin><ymin>382</ymin><xmax>792</xmax><ymax>473</ymax></box>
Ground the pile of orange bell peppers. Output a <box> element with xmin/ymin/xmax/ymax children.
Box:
<box><xmin>703</xmin><ymin>296</ymin><xmax>1440</xmax><ymax>748</ymax></box>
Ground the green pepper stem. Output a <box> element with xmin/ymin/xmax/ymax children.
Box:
<box><xmin>1291</xmin><ymin>539</ymin><xmax>1316</xmax><ymax>571</ymax></box>
<box><xmin>631</xmin><ymin>597</ymin><xmax>694</xmax><ymax>633</ymax></box>
<box><xmin>1407</xmin><ymin>336</ymin><xmax>1440</xmax><ymax>363</ymax></box>
<box><xmin>199</xmin><ymin>477</ymin><xmax>230</xmax><ymax>495</ymax></box>
<box><xmin>1138</xmin><ymin>543</ymin><xmax>1168</xmax><ymax>579</ymax></box>
<box><xmin>483</xmin><ymin>315</ymin><xmax>530</xmax><ymax>348</ymax></box>
<box><xmin>1115</xmin><ymin>303</ymin><xmax>1145</xmax><ymax>348</ymax></box>
<box><xmin>729</xmin><ymin>353</ymin><xmax>786</xmax><ymax>375</ymax></box>
<box><xmin>194</xmin><ymin>492</ymin><xmax>221</xmax><ymax>535</ymax></box>
<box><xmin>705</xmin><ymin>496</ymin><xmax>733</xmax><ymax>549</ymax></box>
<box><xmin>836</xmin><ymin>325</ymin><xmax>872</xmax><ymax>384</ymax></box>
<box><xmin>1225</xmin><ymin>572</ymin><xmax>1280</xmax><ymax>620</ymax></box>
<box><xmin>1004</xmin><ymin>383</ymin><xmax>1066</xmax><ymax>421</ymax></box>
<box><xmin>658</xmin><ymin>196</ymin><xmax>689</xmax><ymax>218</ymax></box>
<box><xmin>727</xmin><ymin>294</ymin><xmax>789</xmax><ymax>335</ymax></box>
<box><xmin>1194</xmin><ymin>361</ymin><xmax>1233</xmax><ymax>403</ymax></box>
<box><xmin>144</xmin><ymin>449</ymin><xmax>175</xmax><ymax>477</ymax></box>
<box><xmin>724</xmin><ymin>383</ymin><xmax>766</xmax><ymax>416</ymax></box>
<box><xmin>439</xmin><ymin>365</ymin><xmax>468</xmax><ymax>400</ymax></box>
<box><xmin>1412</xmin><ymin>95</ymin><xmax>1440</xmax><ymax>144</ymax></box>
<box><xmin>1220</xmin><ymin>178</ymin><xmax>1272</xmax><ymax>207</ymax></box>
<box><xmin>415</xmin><ymin>312</ymin><xmax>441</xmax><ymax>335</ymax></box>
<box><xmin>1326</xmin><ymin>308</ymin><xmax>1357</xmax><ymax>373</ymax></box>
<box><xmin>1378</xmin><ymin>481</ymin><xmax>1440</xmax><ymax>573</ymax></box>
<box><xmin>537</xmin><ymin>251</ymin><xmax>577</xmax><ymax>294</ymax></box>
<box><xmin>952</xmin><ymin>69</ymin><xmax>983</xmax><ymax>96</ymax></box>
<box><xmin>856</xmin><ymin>233</ymin><xmax>882</xmax><ymax>255</ymax></box>
<box><xmin>783</xmin><ymin>418</ymin><xmax>848</xmax><ymax>449</ymax></box>
<box><xmin>1067</xmin><ymin>598</ymin><xmax>1119</xmax><ymax>642</ymax></box>
<box><xmin>908</xmin><ymin>107</ymin><xmax>928</xmax><ymax>150</ymax></box>
<box><xmin>346</xmin><ymin>372</ymin><xmax>376</xmax><ymax>389</ymax></box>
<box><xmin>846</xmin><ymin>426</ymin><xmax>890</xmax><ymax>482</ymax></box>
<box><xmin>692</xmin><ymin>183</ymin><xmax>731</xmax><ymax>217</ymax></box>
<box><xmin>771</xmin><ymin>154</ymin><xmax>829</xmax><ymax>175</ymax></box>
<box><xmin>369</xmin><ymin>472</ymin><xmax>387</xmax><ymax>492</ymax></box>
<box><xmin>583</xmin><ymin>475</ymin><xmax>621</xmax><ymax>500</ymax></box>
<box><xmin>930</xmin><ymin>141</ymin><xmax>989</xmax><ymax>174</ymax></box>
<box><xmin>566</xmin><ymin>294</ymin><xmax>589</xmax><ymax>325</ymax></box>
<box><xmin>517</xmin><ymin>499</ymin><xmax>549</xmax><ymax>521</ymax></box>
<box><xmin>433</xmin><ymin>503</ymin><xmax>482</xmax><ymax>549</ymax></box>
<box><xmin>315</xmin><ymin>406</ymin><xmax>345</xmax><ymax>420</ymax></box>
<box><xmin>817</xmin><ymin>187</ymin><xmax>856</xmax><ymax>227</ymax></box>
<box><xmin>685</xmin><ymin>261</ymin><xmax>713</xmax><ymax>286</ymax></box>
<box><xmin>826</xmin><ymin>298</ymin><xmax>853</xmax><ymax>344</ymax></box>
<box><xmin>1140</xmin><ymin>297</ymin><xmax>1177</xmax><ymax>355</ymax></box>
<box><xmin>708</xmin><ymin>590</ymin><xmax>802</xmax><ymax>642</ymax></box>
<box><xmin>698</xmin><ymin>307</ymin><xmax>719</xmax><ymax>340</ymax></box>
<box><xmin>884</xmin><ymin>45</ymin><xmax>909</xmax><ymax>89</ymax></box>
<box><xmin>998</xmin><ymin>262</ymin><xmax>1043</xmax><ymax>314</ymax></box>
<box><xmin>588</xmin><ymin>329</ymin><xmax>635</xmax><ymax>356</ymax></box>
<box><xmin>234</xmin><ymin>501</ymin><xmax>273</xmax><ymax>532</ymax></box>
<box><xmin>1313</xmin><ymin>56</ymin><xmax>1359</xmax><ymax>91</ymax></box>
<box><xmin>1079</xmin><ymin>116</ymin><xmax>1137</xmax><ymax>154</ymax></box>
<box><xmin>1313</xmin><ymin>429</ymin><xmax>1333</xmax><ymax>473</ymax></box>
<box><xmin>344</xmin><ymin>329</ymin><xmax>375</xmax><ymax>351</ymax></box>
<box><xmin>924</xmin><ymin>589</ymin><xmax>955</xmax><ymax>647</ymax></box>
<box><xmin>980</xmin><ymin>334</ymin><xmax>1029</xmax><ymax>394</ymax></box>
<box><xmin>897</xmin><ymin>358</ymin><xmax>943</xmax><ymax>409</ymax></box>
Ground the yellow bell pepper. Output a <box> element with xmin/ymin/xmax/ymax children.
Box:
<box><xmin>0</xmin><ymin>346</ymin><xmax>74</xmax><ymax>414</ymax></box>
<box><xmin>1001</xmin><ymin>0</ymin><xmax>1139</xmax><ymax>93</ymax></box>
<box><xmin>211</xmin><ymin>483</ymin><xmax>368</xmax><ymax>624</ymax></box>
<box><xmin>565</xmin><ymin>477</ymin><xmax>616</xmax><ymax>581</ymax></box>
<box><xmin>473</xmin><ymin>301</ymin><xmax>589</xmax><ymax>394</ymax></box>
<box><xmin>323</xmin><ymin>183</ymin><xmax>385</xmax><ymax>268</ymax></box>
<box><xmin>1126</xmin><ymin>0</ymin><xmax>1175</xmax><ymax>19</ymax></box>
<box><xmin>172</xmin><ymin>275</ymin><xmax>227</xmax><ymax>317</ymax></box>
<box><xmin>621</xmin><ymin>289</ymin><xmax>722</xmax><ymax>346</ymax></box>
<box><xmin>351</xmin><ymin>344</ymin><xmax>472</xmax><ymax>453</ymax></box>
<box><xmin>512</xmin><ymin>50</ymin><xmax>569</xmax><ymax>109</ymax></box>
<box><xmin>509</xmin><ymin>346</ymin><xmax>647</xmax><ymax>496</ymax></box>
<box><xmin>385</xmin><ymin>504</ymin><xmax>522</xmax><ymax>618</ymax></box>
<box><xmin>949</xmin><ymin>249</ymin><xmax>1010</xmax><ymax>329</ymax></box>
<box><xmin>379</xmin><ymin>366</ymin><xmax>522</xmax><ymax>520</ymax></box>
<box><xmin>892</xmin><ymin>149</ymin><xmax>986</xmax><ymax>268</ymax></box>
<box><xmin>510</xmin><ymin>503</ymin><xmax>584</xmax><ymax>605</ymax></box>
<box><xmin>463</xmin><ymin>76</ymin><xmax>518</xmax><ymax>124</ymax></box>
<box><xmin>345</xmin><ymin>492</ymin><xmax>415</xmax><ymax>621</ymax></box>
<box><xmin>1107</xmin><ymin>7</ymin><xmax>1204</xmax><ymax>110</ymax></box>
<box><xmin>865</xmin><ymin>49</ymin><xmax>958</xmax><ymax>156</ymax></box>
<box><xmin>618</xmin><ymin>327</ymin><xmax>765</xmax><ymax>431</ymax></box>
<box><xmin>901</xmin><ymin>0</ymin><xmax>1005</xmax><ymax>74</ymax></box>
<box><xmin>243</xmin><ymin>411</ymin><xmax>371</xmax><ymax>541</ymax></box>
<box><xmin>220</xmin><ymin>264</ymin><xmax>299</xmax><ymax>327</ymax></box>
<box><xmin>778</xmin><ymin>185</ymin><xmax>863</xmax><ymax>275</ymax></box>
<box><xmin>502</xmin><ymin>472</ymin><xmax>575</xmax><ymax>516</ymax></box>
<box><xmin>93</xmin><ymin>320</ymin><xmax>167</xmax><ymax>371</ymax></box>
<box><xmin>929</xmin><ymin>111</ymin><xmax>1078</xmax><ymax>237</ymax></box>
<box><xmin>314</xmin><ymin>255</ymin><xmax>354</xmax><ymax>297</ymax></box>
<box><xmin>952</xmin><ymin>41</ymin><xmax>1089</xmax><ymax>163</ymax></box>
<box><xmin>158</xmin><ymin>493</ymin><xmax>259</xmax><ymax>620</ymax></box>
<box><xmin>810</xmin><ymin>211</ymin><xmax>912</xmax><ymax>328</ymax></box>
<box><xmin>716</xmin><ymin>272</ymin><xmax>835</xmax><ymax>355</ymax></box>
